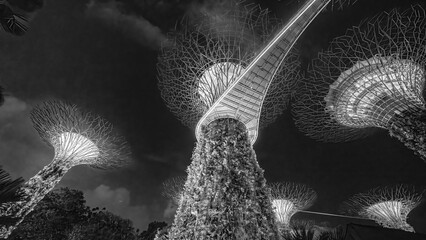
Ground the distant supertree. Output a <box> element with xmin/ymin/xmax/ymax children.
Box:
<box><xmin>293</xmin><ymin>5</ymin><xmax>426</xmax><ymax>160</ymax></box>
<box><xmin>0</xmin><ymin>1</ymin><xmax>28</xmax><ymax>35</ymax></box>
<box><xmin>341</xmin><ymin>185</ymin><xmax>424</xmax><ymax>232</ymax></box>
<box><xmin>270</xmin><ymin>182</ymin><xmax>317</xmax><ymax>230</ymax></box>
<box><xmin>161</xmin><ymin>176</ymin><xmax>186</xmax><ymax>206</ymax></box>
<box><xmin>0</xmin><ymin>100</ymin><xmax>131</xmax><ymax>238</ymax></box>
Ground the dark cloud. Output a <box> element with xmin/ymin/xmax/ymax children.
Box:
<box><xmin>7</xmin><ymin>0</ymin><xmax>43</xmax><ymax>13</ymax></box>
<box><xmin>85</xmin><ymin>0</ymin><xmax>168</xmax><ymax>49</ymax></box>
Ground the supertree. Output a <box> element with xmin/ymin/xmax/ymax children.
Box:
<box><xmin>158</xmin><ymin>0</ymin><xmax>350</xmax><ymax>239</ymax></box>
<box><xmin>161</xmin><ymin>176</ymin><xmax>186</xmax><ymax>206</ymax></box>
<box><xmin>341</xmin><ymin>185</ymin><xmax>424</xmax><ymax>232</ymax></box>
<box><xmin>293</xmin><ymin>5</ymin><xmax>426</xmax><ymax>160</ymax></box>
<box><xmin>270</xmin><ymin>182</ymin><xmax>317</xmax><ymax>230</ymax></box>
<box><xmin>0</xmin><ymin>100</ymin><xmax>131</xmax><ymax>238</ymax></box>
<box><xmin>0</xmin><ymin>1</ymin><xmax>28</xmax><ymax>36</ymax></box>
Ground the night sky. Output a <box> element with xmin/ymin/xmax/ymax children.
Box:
<box><xmin>0</xmin><ymin>0</ymin><xmax>426</xmax><ymax>233</ymax></box>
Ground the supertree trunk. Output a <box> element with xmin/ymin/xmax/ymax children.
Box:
<box><xmin>0</xmin><ymin>158</ymin><xmax>72</xmax><ymax>238</ymax></box>
<box><xmin>388</xmin><ymin>108</ymin><xmax>426</xmax><ymax>161</ymax></box>
<box><xmin>167</xmin><ymin>118</ymin><xmax>280</xmax><ymax>240</ymax></box>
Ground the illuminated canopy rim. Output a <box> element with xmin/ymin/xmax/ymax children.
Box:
<box><xmin>272</xmin><ymin>199</ymin><xmax>296</xmax><ymax>224</ymax></box>
<box><xmin>54</xmin><ymin>132</ymin><xmax>100</xmax><ymax>160</ymax></box>
<box><xmin>325</xmin><ymin>56</ymin><xmax>425</xmax><ymax>128</ymax></box>
<box><xmin>341</xmin><ymin>184</ymin><xmax>424</xmax><ymax>217</ymax></box>
<box><xmin>293</xmin><ymin>4</ymin><xmax>426</xmax><ymax>143</ymax></box>
<box><xmin>363</xmin><ymin>201</ymin><xmax>404</xmax><ymax>220</ymax></box>
<box><xmin>30</xmin><ymin>100</ymin><xmax>131</xmax><ymax>169</ymax></box>
<box><xmin>269</xmin><ymin>182</ymin><xmax>317</xmax><ymax>211</ymax></box>
<box><xmin>158</xmin><ymin>1</ymin><xmax>299</xmax><ymax>129</ymax></box>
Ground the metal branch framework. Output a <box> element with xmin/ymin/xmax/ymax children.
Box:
<box><xmin>341</xmin><ymin>185</ymin><xmax>424</xmax><ymax>232</ymax></box>
<box><xmin>293</xmin><ymin>5</ymin><xmax>426</xmax><ymax>143</ymax></box>
<box><xmin>158</xmin><ymin>1</ymin><xmax>298</xmax><ymax>135</ymax></box>
<box><xmin>31</xmin><ymin>100</ymin><xmax>130</xmax><ymax>169</ymax></box>
<box><xmin>0</xmin><ymin>100</ymin><xmax>131</xmax><ymax>238</ymax></box>
<box><xmin>159</xmin><ymin>0</ymin><xmax>348</xmax><ymax>144</ymax></box>
<box><xmin>161</xmin><ymin>176</ymin><xmax>186</xmax><ymax>205</ymax></box>
<box><xmin>270</xmin><ymin>182</ymin><xmax>317</xmax><ymax>229</ymax></box>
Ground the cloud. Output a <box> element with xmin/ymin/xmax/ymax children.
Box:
<box><xmin>7</xmin><ymin>0</ymin><xmax>44</xmax><ymax>13</ymax></box>
<box><xmin>162</xmin><ymin>200</ymin><xmax>177</xmax><ymax>219</ymax></box>
<box><xmin>84</xmin><ymin>184</ymin><xmax>151</xmax><ymax>230</ymax></box>
<box><xmin>85</xmin><ymin>0</ymin><xmax>168</xmax><ymax>49</ymax></box>
<box><xmin>0</xmin><ymin>96</ymin><xmax>52</xmax><ymax>180</ymax></box>
<box><xmin>0</xmin><ymin>96</ymin><xmax>27</xmax><ymax>120</ymax></box>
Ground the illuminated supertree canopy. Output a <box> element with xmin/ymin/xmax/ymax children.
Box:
<box><xmin>293</xmin><ymin>5</ymin><xmax>426</xmax><ymax>160</ymax></box>
<box><xmin>270</xmin><ymin>182</ymin><xmax>317</xmax><ymax>229</ymax></box>
<box><xmin>158</xmin><ymin>1</ymin><xmax>303</xmax><ymax>144</ymax></box>
<box><xmin>0</xmin><ymin>100</ymin><xmax>131</xmax><ymax>238</ymax></box>
<box><xmin>161</xmin><ymin>176</ymin><xmax>186</xmax><ymax>206</ymax></box>
<box><xmin>341</xmin><ymin>185</ymin><xmax>424</xmax><ymax>232</ymax></box>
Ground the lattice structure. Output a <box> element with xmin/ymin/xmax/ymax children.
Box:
<box><xmin>341</xmin><ymin>185</ymin><xmax>424</xmax><ymax>232</ymax></box>
<box><xmin>293</xmin><ymin>5</ymin><xmax>426</xmax><ymax>143</ymax></box>
<box><xmin>0</xmin><ymin>100</ymin><xmax>131</xmax><ymax>238</ymax></box>
<box><xmin>270</xmin><ymin>182</ymin><xmax>317</xmax><ymax>229</ymax></box>
<box><xmin>161</xmin><ymin>176</ymin><xmax>186</xmax><ymax>205</ymax></box>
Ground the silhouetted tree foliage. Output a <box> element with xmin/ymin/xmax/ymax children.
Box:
<box><xmin>67</xmin><ymin>208</ymin><xmax>140</xmax><ymax>240</ymax></box>
<box><xmin>0</xmin><ymin>167</ymin><xmax>24</xmax><ymax>228</ymax></box>
<box><xmin>8</xmin><ymin>187</ymin><xmax>90</xmax><ymax>240</ymax></box>
<box><xmin>139</xmin><ymin>221</ymin><xmax>167</xmax><ymax>240</ymax></box>
<box><xmin>281</xmin><ymin>221</ymin><xmax>346</xmax><ymax>240</ymax></box>
<box><xmin>7</xmin><ymin>187</ymin><xmax>140</xmax><ymax>240</ymax></box>
<box><xmin>0</xmin><ymin>2</ymin><xmax>27</xmax><ymax>35</ymax></box>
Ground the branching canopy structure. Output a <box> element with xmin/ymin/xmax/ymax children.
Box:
<box><xmin>31</xmin><ymin>100</ymin><xmax>130</xmax><ymax>170</ymax></box>
<box><xmin>0</xmin><ymin>100</ymin><xmax>131</xmax><ymax>238</ymax></box>
<box><xmin>270</xmin><ymin>182</ymin><xmax>317</xmax><ymax>229</ymax></box>
<box><xmin>161</xmin><ymin>176</ymin><xmax>186</xmax><ymax>206</ymax></box>
<box><xmin>293</xmin><ymin>5</ymin><xmax>426</xmax><ymax>150</ymax></box>
<box><xmin>341</xmin><ymin>185</ymin><xmax>424</xmax><ymax>232</ymax></box>
<box><xmin>158</xmin><ymin>1</ymin><xmax>299</xmax><ymax>134</ymax></box>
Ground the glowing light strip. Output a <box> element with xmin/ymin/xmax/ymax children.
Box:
<box><xmin>299</xmin><ymin>210</ymin><xmax>373</xmax><ymax>220</ymax></box>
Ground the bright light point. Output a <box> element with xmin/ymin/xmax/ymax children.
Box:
<box><xmin>198</xmin><ymin>62</ymin><xmax>244</xmax><ymax>106</ymax></box>
<box><xmin>272</xmin><ymin>199</ymin><xmax>296</xmax><ymax>224</ymax></box>
<box><xmin>325</xmin><ymin>57</ymin><xmax>425</xmax><ymax>128</ymax></box>
<box><xmin>55</xmin><ymin>132</ymin><xmax>100</xmax><ymax>160</ymax></box>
